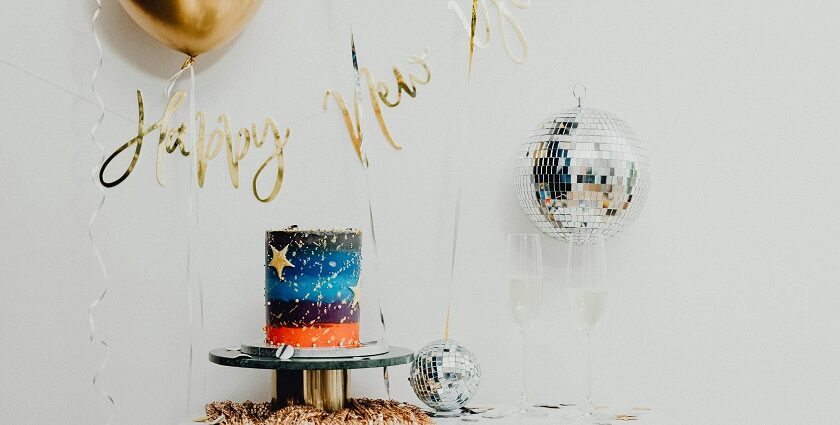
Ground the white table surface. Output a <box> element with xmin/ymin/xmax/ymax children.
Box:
<box><xmin>431</xmin><ymin>405</ymin><xmax>672</xmax><ymax>425</ymax></box>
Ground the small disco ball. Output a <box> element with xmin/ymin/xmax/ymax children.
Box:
<box><xmin>409</xmin><ymin>339</ymin><xmax>481</xmax><ymax>412</ymax></box>
<box><xmin>515</xmin><ymin>105</ymin><xmax>651</xmax><ymax>243</ymax></box>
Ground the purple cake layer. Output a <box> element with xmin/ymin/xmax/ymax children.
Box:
<box><xmin>266</xmin><ymin>299</ymin><xmax>360</xmax><ymax>328</ymax></box>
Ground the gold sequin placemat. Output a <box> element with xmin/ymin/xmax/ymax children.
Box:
<box><xmin>204</xmin><ymin>398</ymin><xmax>433</xmax><ymax>425</ymax></box>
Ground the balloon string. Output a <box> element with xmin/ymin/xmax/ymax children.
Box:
<box><xmin>447</xmin><ymin>0</ymin><xmax>489</xmax><ymax>49</ymax></box>
<box><xmin>188</xmin><ymin>63</ymin><xmax>207</xmax><ymax>416</ymax></box>
<box><xmin>166</xmin><ymin>60</ymin><xmax>201</xmax><ymax>418</ymax></box>
<box><xmin>88</xmin><ymin>0</ymin><xmax>115</xmax><ymax>424</ymax></box>
<box><xmin>449</xmin><ymin>0</ymin><xmax>529</xmax><ymax>64</ymax></box>
<box><xmin>468</xmin><ymin>0</ymin><xmax>478</xmax><ymax>76</ymax></box>
<box><xmin>443</xmin><ymin>29</ymin><xmax>477</xmax><ymax>340</ymax></box>
<box><xmin>445</xmin><ymin>2</ymin><xmax>503</xmax><ymax>338</ymax></box>
<box><xmin>443</xmin><ymin>187</ymin><xmax>460</xmax><ymax>340</ymax></box>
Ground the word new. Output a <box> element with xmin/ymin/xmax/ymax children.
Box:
<box><xmin>323</xmin><ymin>49</ymin><xmax>431</xmax><ymax>166</ymax></box>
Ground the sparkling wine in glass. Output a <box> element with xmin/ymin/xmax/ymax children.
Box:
<box><xmin>504</xmin><ymin>234</ymin><xmax>546</xmax><ymax>417</ymax></box>
<box><xmin>568</xmin><ymin>287</ymin><xmax>607</xmax><ymax>333</ymax></box>
<box><xmin>508</xmin><ymin>275</ymin><xmax>542</xmax><ymax>330</ymax></box>
<box><xmin>566</xmin><ymin>234</ymin><xmax>610</xmax><ymax>423</ymax></box>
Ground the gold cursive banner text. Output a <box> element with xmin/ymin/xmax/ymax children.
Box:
<box><xmin>99</xmin><ymin>90</ymin><xmax>291</xmax><ymax>203</ymax></box>
<box><xmin>323</xmin><ymin>50</ymin><xmax>431</xmax><ymax>165</ymax></box>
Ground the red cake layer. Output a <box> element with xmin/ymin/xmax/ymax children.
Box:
<box><xmin>265</xmin><ymin>323</ymin><xmax>360</xmax><ymax>348</ymax></box>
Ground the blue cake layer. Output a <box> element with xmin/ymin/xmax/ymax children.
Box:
<box><xmin>265</xmin><ymin>228</ymin><xmax>361</xmax><ymax>305</ymax></box>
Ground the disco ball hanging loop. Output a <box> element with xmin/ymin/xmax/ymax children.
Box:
<box><xmin>572</xmin><ymin>84</ymin><xmax>587</xmax><ymax>106</ymax></box>
<box><xmin>515</xmin><ymin>90</ymin><xmax>651</xmax><ymax>243</ymax></box>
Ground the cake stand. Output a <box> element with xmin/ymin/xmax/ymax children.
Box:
<box><xmin>209</xmin><ymin>344</ymin><xmax>414</xmax><ymax>412</ymax></box>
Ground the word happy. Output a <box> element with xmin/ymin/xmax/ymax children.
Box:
<box><xmin>99</xmin><ymin>90</ymin><xmax>290</xmax><ymax>203</ymax></box>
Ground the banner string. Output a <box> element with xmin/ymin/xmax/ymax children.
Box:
<box><xmin>88</xmin><ymin>1</ymin><xmax>115</xmax><ymax>424</ymax></box>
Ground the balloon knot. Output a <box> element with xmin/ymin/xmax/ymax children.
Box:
<box><xmin>181</xmin><ymin>56</ymin><xmax>196</xmax><ymax>70</ymax></box>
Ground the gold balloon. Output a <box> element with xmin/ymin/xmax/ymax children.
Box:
<box><xmin>118</xmin><ymin>0</ymin><xmax>262</xmax><ymax>58</ymax></box>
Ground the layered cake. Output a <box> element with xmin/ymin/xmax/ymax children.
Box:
<box><xmin>265</xmin><ymin>227</ymin><xmax>362</xmax><ymax>348</ymax></box>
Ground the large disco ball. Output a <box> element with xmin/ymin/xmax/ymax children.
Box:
<box><xmin>515</xmin><ymin>106</ymin><xmax>651</xmax><ymax>243</ymax></box>
<box><xmin>409</xmin><ymin>339</ymin><xmax>481</xmax><ymax>412</ymax></box>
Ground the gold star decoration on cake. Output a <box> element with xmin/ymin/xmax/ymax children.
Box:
<box><xmin>268</xmin><ymin>244</ymin><xmax>294</xmax><ymax>280</ymax></box>
<box><xmin>348</xmin><ymin>283</ymin><xmax>361</xmax><ymax>308</ymax></box>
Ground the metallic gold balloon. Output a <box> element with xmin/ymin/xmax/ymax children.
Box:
<box><xmin>117</xmin><ymin>0</ymin><xmax>262</xmax><ymax>58</ymax></box>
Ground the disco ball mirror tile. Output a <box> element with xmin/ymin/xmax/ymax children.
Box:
<box><xmin>409</xmin><ymin>339</ymin><xmax>481</xmax><ymax>412</ymax></box>
<box><xmin>515</xmin><ymin>107</ymin><xmax>651</xmax><ymax>243</ymax></box>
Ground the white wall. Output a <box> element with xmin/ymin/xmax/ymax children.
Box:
<box><xmin>2</xmin><ymin>1</ymin><xmax>839</xmax><ymax>424</ymax></box>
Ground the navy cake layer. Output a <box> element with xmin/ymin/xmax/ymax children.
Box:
<box><xmin>266</xmin><ymin>299</ymin><xmax>360</xmax><ymax>327</ymax></box>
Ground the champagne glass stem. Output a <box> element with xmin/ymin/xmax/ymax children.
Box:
<box><xmin>585</xmin><ymin>331</ymin><xmax>594</xmax><ymax>415</ymax></box>
<box><xmin>519</xmin><ymin>329</ymin><xmax>528</xmax><ymax>410</ymax></box>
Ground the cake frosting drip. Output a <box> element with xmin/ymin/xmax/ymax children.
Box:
<box><xmin>265</xmin><ymin>227</ymin><xmax>362</xmax><ymax>348</ymax></box>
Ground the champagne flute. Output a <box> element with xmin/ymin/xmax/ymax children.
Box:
<box><xmin>505</xmin><ymin>234</ymin><xmax>546</xmax><ymax>417</ymax></box>
<box><xmin>566</xmin><ymin>234</ymin><xmax>610</xmax><ymax>423</ymax></box>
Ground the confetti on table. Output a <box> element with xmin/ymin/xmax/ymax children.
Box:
<box><xmin>615</xmin><ymin>414</ymin><xmax>640</xmax><ymax>421</ymax></box>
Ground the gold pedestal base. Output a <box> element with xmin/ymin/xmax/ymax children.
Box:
<box><xmin>273</xmin><ymin>369</ymin><xmax>350</xmax><ymax>412</ymax></box>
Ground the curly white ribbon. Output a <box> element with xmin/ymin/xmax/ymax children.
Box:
<box><xmin>88</xmin><ymin>1</ymin><xmax>115</xmax><ymax>424</ymax></box>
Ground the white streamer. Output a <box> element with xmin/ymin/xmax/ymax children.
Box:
<box><xmin>493</xmin><ymin>0</ymin><xmax>529</xmax><ymax>63</ymax></box>
<box><xmin>351</xmin><ymin>33</ymin><xmax>388</xmax><ymax>352</ymax></box>
<box><xmin>88</xmin><ymin>0</ymin><xmax>115</xmax><ymax>424</ymax></box>
<box><xmin>383</xmin><ymin>366</ymin><xmax>391</xmax><ymax>399</ymax></box>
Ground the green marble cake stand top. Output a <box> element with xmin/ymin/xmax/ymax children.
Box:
<box><xmin>209</xmin><ymin>346</ymin><xmax>414</xmax><ymax>370</ymax></box>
